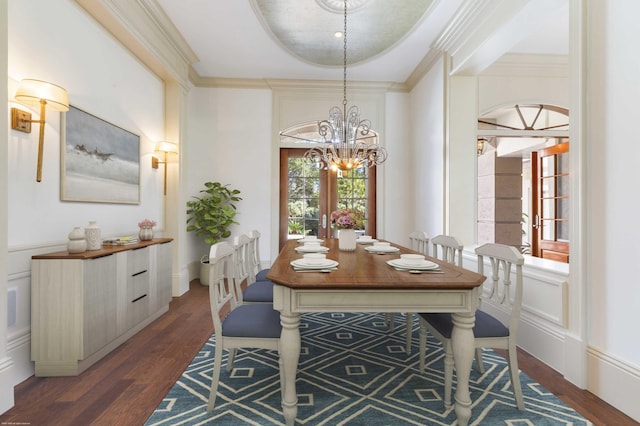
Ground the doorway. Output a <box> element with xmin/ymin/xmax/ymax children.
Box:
<box><xmin>279</xmin><ymin>148</ymin><xmax>377</xmax><ymax>249</ymax></box>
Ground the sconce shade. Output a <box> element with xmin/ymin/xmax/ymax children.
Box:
<box><xmin>155</xmin><ymin>141</ymin><xmax>178</xmax><ymax>154</ymax></box>
<box><xmin>15</xmin><ymin>79</ymin><xmax>69</xmax><ymax>111</ymax></box>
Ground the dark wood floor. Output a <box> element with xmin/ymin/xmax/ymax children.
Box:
<box><xmin>0</xmin><ymin>280</ymin><xmax>637</xmax><ymax>426</ymax></box>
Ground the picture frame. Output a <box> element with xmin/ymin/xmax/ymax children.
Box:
<box><xmin>61</xmin><ymin>105</ymin><xmax>140</xmax><ymax>204</ymax></box>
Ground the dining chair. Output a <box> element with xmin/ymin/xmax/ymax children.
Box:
<box><xmin>386</xmin><ymin>231</ymin><xmax>430</xmax><ymax>354</ymax></box>
<box><xmin>206</xmin><ymin>241</ymin><xmax>283</xmax><ymax>412</ymax></box>
<box><xmin>408</xmin><ymin>230</ymin><xmax>430</xmax><ymax>256</ymax></box>
<box><xmin>249</xmin><ymin>229</ymin><xmax>271</xmax><ymax>282</ymax></box>
<box><xmin>234</xmin><ymin>234</ymin><xmax>274</xmax><ymax>303</ymax></box>
<box><xmin>431</xmin><ymin>234</ymin><xmax>464</xmax><ymax>267</ymax></box>
<box><xmin>418</xmin><ymin>243</ymin><xmax>525</xmax><ymax>410</ymax></box>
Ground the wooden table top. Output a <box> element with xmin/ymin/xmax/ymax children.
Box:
<box><xmin>266</xmin><ymin>239</ymin><xmax>485</xmax><ymax>290</ymax></box>
<box><xmin>32</xmin><ymin>238</ymin><xmax>173</xmax><ymax>260</ymax></box>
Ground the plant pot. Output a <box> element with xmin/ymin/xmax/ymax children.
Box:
<box><xmin>200</xmin><ymin>255</ymin><xmax>210</xmax><ymax>285</ymax></box>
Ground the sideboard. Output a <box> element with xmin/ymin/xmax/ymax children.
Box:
<box><xmin>30</xmin><ymin>238</ymin><xmax>173</xmax><ymax>376</ymax></box>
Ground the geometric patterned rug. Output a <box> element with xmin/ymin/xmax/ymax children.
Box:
<box><xmin>145</xmin><ymin>312</ymin><xmax>592</xmax><ymax>425</ymax></box>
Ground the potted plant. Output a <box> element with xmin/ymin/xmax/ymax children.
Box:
<box><xmin>186</xmin><ymin>181</ymin><xmax>242</xmax><ymax>284</ymax></box>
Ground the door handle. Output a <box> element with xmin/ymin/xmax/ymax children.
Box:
<box><xmin>533</xmin><ymin>214</ymin><xmax>540</xmax><ymax>230</ymax></box>
<box><xmin>322</xmin><ymin>214</ymin><xmax>327</xmax><ymax>229</ymax></box>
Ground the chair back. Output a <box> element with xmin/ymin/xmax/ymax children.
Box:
<box><xmin>208</xmin><ymin>242</ymin><xmax>238</xmax><ymax>333</ymax></box>
<box><xmin>475</xmin><ymin>243</ymin><xmax>525</xmax><ymax>333</ymax></box>
<box><xmin>248</xmin><ymin>230</ymin><xmax>262</xmax><ymax>280</ymax></box>
<box><xmin>233</xmin><ymin>234</ymin><xmax>252</xmax><ymax>294</ymax></box>
<box><xmin>432</xmin><ymin>234</ymin><xmax>464</xmax><ymax>267</ymax></box>
<box><xmin>408</xmin><ymin>231</ymin><xmax>429</xmax><ymax>255</ymax></box>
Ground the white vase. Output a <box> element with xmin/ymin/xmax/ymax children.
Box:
<box><xmin>85</xmin><ymin>221</ymin><xmax>102</xmax><ymax>250</ymax></box>
<box><xmin>67</xmin><ymin>227</ymin><xmax>87</xmax><ymax>253</ymax></box>
<box><xmin>139</xmin><ymin>226</ymin><xmax>154</xmax><ymax>241</ymax></box>
<box><xmin>338</xmin><ymin>229</ymin><xmax>357</xmax><ymax>251</ymax></box>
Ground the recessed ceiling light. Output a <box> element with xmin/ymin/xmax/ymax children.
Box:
<box><xmin>334</xmin><ymin>31</ymin><xmax>343</xmax><ymax>38</ymax></box>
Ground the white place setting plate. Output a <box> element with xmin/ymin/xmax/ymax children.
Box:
<box><xmin>295</xmin><ymin>245</ymin><xmax>329</xmax><ymax>253</ymax></box>
<box><xmin>291</xmin><ymin>259</ymin><xmax>339</xmax><ymax>270</ymax></box>
<box><xmin>297</xmin><ymin>237</ymin><xmax>323</xmax><ymax>244</ymax></box>
<box><xmin>386</xmin><ymin>259</ymin><xmax>439</xmax><ymax>270</ymax></box>
<box><xmin>365</xmin><ymin>246</ymin><xmax>400</xmax><ymax>253</ymax></box>
<box><xmin>356</xmin><ymin>238</ymin><xmax>378</xmax><ymax>244</ymax></box>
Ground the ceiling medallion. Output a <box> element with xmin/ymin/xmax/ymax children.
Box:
<box><xmin>315</xmin><ymin>0</ymin><xmax>369</xmax><ymax>13</ymax></box>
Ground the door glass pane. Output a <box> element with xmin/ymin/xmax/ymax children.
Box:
<box><xmin>557</xmin><ymin>197</ymin><xmax>569</xmax><ymax>220</ymax></box>
<box><xmin>541</xmin><ymin>155</ymin><xmax>555</xmax><ymax>176</ymax></box>
<box><xmin>541</xmin><ymin>219</ymin><xmax>555</xmax><ymax>240</ymax></box>
<box><xmin>287</xmin><ymin>158</ymin><xmax>320</xmax><ymax>238</ymax></box>
<box><xmin>337</xmin><ymin>166</ymin><xmax>368</xmax><ymax>233</ymax></box>
<box><xmin>557</xmin><ymin>175</ymin><xmax>569</xmax><ymax>197</ymax></box>
<box><xmin>541</xmin><ymin>176</ymin><xmax>555</xmax><ymax>198</ymax></box>
<box><xmin>558</xmin><ymin>220</ymin><xmax>569</xmax><ymax>241</ymax></box>
<box><xmin>557</xmin><ymin>152</ymin><xmax>569</xmax><ymax>174</ymax></box>
<box><xmin>542</xmin><ymin>198</ymin><xmax>555</xmax><ymax>218</ymax></box>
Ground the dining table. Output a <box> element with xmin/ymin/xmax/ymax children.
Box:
<box><xmin>266</xmin><ymin>238</ymin><xmax>486</xmax><ymax>426</ymax></box>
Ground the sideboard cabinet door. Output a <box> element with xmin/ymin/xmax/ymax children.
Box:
<box><xmin>83</xmin><ymin>254</ymin><xmax>118</xmax><ymax>357</ymax></box>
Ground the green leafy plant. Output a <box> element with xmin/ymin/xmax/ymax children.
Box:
<box><xmin>186</xmin><ymin>182</ymin><xmax>242</xmax><ymax>245</ymax></box>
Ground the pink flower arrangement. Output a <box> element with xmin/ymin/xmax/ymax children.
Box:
<box><xmin>138</xmin><ymin>219</ymin><xmax>157</xmax><ymax>228</ymax></box>
<box><xmin>330</xmin><ymin>209</ymin><xmax>364</xmax><ymax>230</ymax></box>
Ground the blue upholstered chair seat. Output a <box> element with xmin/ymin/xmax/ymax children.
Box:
<box><xmin>256</xmin><ymin>268</ymin><xmax>270</xmax><ymax>281</ymax></box>
<box><xmin>222</xmin><ymin>304</ymin><xmax>281</xmax><ymax>338</ymax></box>
<box><xmin>243</xmin><ymin>280</ymin><xmax>274</xmax><ymax>303</ymax></box>
<box><xmin>419</xmin><ymin>310</ymin><xmax>509</xmax><ymax>339</ymax></box>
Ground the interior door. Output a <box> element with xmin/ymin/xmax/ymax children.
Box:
<box><xmin>531</xmin><ymin>141</ymin><xmax>569</xmax><ymax>262</ymax></box>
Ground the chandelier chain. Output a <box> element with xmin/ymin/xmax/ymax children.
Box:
<box><xmin>343</xmin><ymin>0</ymin><xmax>348</xmax><ymax>107</ymax></box>
<box><xmin>297</xmin><ymin>0</ymin><xmax>388</xmax><ymax>173</ymax></box>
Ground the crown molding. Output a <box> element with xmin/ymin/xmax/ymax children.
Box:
<box><xmin>75</xmin><ymin>0</ymin><xmax>197</xmax><ymax>87</ymax></box>
<box><xmin>189</xmin><ymin>70</ymin><xmax>409</xmax><ymax>93</ymax></box>
<box><xmin>433</xmin><ymin>0</ymin><xmax>567</xmax><ymax>76</ymax></box>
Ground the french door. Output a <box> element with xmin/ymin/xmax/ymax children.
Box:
<box><xmin>531</xmin><ymin>141</ymin><xmax>569</xmax><ymax>262</ymax></box>
<box><xmin>279</xmin><ymin>149</ymin><xmax>376</xmax><ymax>250</ymax></box>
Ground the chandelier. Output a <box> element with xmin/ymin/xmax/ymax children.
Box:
<box><xmin>298</xmin><ymin>0</ymin><xmax>387</xmax><ymax>173</ymax></box>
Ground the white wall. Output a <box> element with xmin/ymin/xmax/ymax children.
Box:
<box><xmin>5</xmin><ymin>0</ymin><xmax>165</xmax><ymax>386</ymax></box>
<box><xmin>382</xmin><ymin>91</ymin><xmax>412</xmax><ymax>245</ymax></box>
<box><xmin>0</xmin><ymin>0</ymin><xmax>12</xmax><ymax>414</ymax></box>
<box><xmin>409</xmin><ymin>57</ymin><xmax>445</xmax><ymax>241</ymax></box>
<box><xmin>586</xmin><ymin>0</ymin><xmax>640</xmax><ymax>419</ymax></box>
<box><xmin>185</xmin><ymin>87</ymin><xmax>273</xmax><ymax>272</ymax></box>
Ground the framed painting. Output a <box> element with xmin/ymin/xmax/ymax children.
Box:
<box><xmin>61</xmin><ymin>105</ymin><xmax>140</xmax><ymax>204</ymax></box>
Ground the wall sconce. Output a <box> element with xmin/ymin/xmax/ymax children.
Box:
<box><xmin>477</xmin><ymin>138</ymin><xmax>488</xmax><ymax>156</ymax></box>
<box><xmin>151</xmin><ymin>141</ymin><xmax>178</xmax><ymax>195</ymax></box>
<box><xmin>11</xmin><ymin>79</ymin><xmax>69</xmax><ymax>182</ymax></box>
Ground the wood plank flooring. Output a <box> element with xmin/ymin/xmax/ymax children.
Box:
<box><xmin>0</xmin><ymin>280</ymin><xmax>637</xmax><ymax>426</ymax></box>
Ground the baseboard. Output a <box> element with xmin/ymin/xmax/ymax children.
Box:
<box><xmin>6</xmin><ymin>329</ymin><xmax>33</xmax><ymax>385</ymax></box>
<box><xmin>588</xmin><ymin>347</ymin><xmax>640</xmax><ymax>422</ymax></box>
<box><xmin>0</xmin><ymin>356</ymin><xmax>15</xmax><ymax>415</ymax></box>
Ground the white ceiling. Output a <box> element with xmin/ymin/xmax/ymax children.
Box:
<box><xmin>156</xmin><ymin>0</ymin><xmax>568</xmax><ymax>84</ymax></box>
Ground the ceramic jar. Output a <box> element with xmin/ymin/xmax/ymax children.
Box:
<box><xmin>67</xmin><ymin>227</ymin><xmax>87</xmax><ymax>253</ymax></box>
<box><xmin>85</xmin><ymin>221</ymin><xmax>102</xmax><ymax>250</ymax></box>
<box><xmin>338</xmin><ymin>228</ymin><xmax>357</xmax><ymax>251</ymax></box>
<box><xmin>139</xmin><ymin>226</ymin><xmax>154</xmax><ymax>241</ymax></box>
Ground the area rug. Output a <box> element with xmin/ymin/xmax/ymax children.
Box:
<box><xmin>146</xmin><ymin>312</ymin><xmax>591</xmax><ymax>425</ymax></box>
